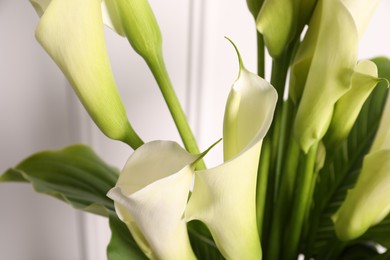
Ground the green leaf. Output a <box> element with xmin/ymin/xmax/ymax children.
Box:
<box><xmin>362</xmin><ymin>213</ymin><xmax>390</xmax><ymax>248</ymax></box>
<box><xmin>338</xmin><ymin>242</ymin><xmax>382</xmax><ymax>260</ymax></box>
<box><xmin>107</xmin><ymin>212</ymin><xmax>147</xmax><ymax>260</ymax></box>
<box><xmin>187</xmin><ymin>221</ymin><xmax>225</xmax><ymax>260</ymax></box>
<box><xmin>0</xmin><ymin>145</ymin><xmax>118</xmax><ymax>216</ymax></box>
<box><xmin>306</xmin><ymin>57</ymin><xmax>390</xmax><ymax>257</ymax></box>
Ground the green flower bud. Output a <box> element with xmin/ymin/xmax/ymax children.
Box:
<box><xmin>246</xmin><ymin>0</ymin><xmax>264</xmax><ymax>19</ymax></box>
<box><xmin>256</xmin><ymin>0</ymin><xmax>317</xmax><ymax>58</ymax></box>
<box><xmin>256</xmin><ymin>0</ymin><xmax>296</xmax><ymax>57</ymax></box>
<box><xmin>105</xmin><ymin>0</ymin><xmax>162</xmax><ymax>61</ymax></box>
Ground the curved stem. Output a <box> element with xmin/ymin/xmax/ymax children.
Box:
<box><xmin>123</xmin><ymin>124</ymin><xmax>144</xmax><ymax>150</ymax></box>
<box><xmin>147</xmin><ymin>53</ymin><xmax>205</xmax><ymax>169</ymax></box>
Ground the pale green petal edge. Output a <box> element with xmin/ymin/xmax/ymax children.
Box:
<box><xmin>30</xmin><ymin>0</ymin><xmax>125</xmax><ymax>35</ymax></box>
<box><xmin>325</xmin><ymin>60</ymin><xmax>383</xmax><ymax>148</ymax></box>
<box><xmin>333</xmin><ymin>150</ymin><xmax>390</xmax><ymax>241</ymax></box>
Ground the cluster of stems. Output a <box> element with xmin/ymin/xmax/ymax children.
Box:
<box><xmin>255</xmin><ymin>32</ymin><xmax>321</xmax><ymax>260</ymax></box>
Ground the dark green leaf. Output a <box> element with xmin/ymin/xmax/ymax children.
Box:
<box><xmin>1</xmin><ymin>145</ymin><xmax>226</xmax><ymax>258</ymax></box>
<box><xmin>363</xmin><ymin>214</ymin><xmax>390</xmax><ymax>248</ymax></box>
<box><xmin>107</xmin><ymin>212</ymin><xmax>147</xmax><ymax>260</ymax></box>
<box><xmin>338</xmin><ymin>242</ymin><xmax>381</xmax><ymax>260</ymax></box>
<box><xmin>188</xmin><ymin>220</ymin><xmax>225</xmax><ymax>260</ymax></box>
<box><xmin>0</xmin><ymin>144</ymin><xmax>118</xmax><ymax>216</ymax></box>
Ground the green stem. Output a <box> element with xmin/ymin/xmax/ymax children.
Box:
<box><xmin>266</xmin><ymin>135</ymin><xmax>301</xmax><ymax>260</ymax></box>
<box><xmin>260</xmin><ymin>54</ymin><xmax>291</xmax><ymax>251</ymax></box>
<box><xmin>123</xmin><ymin>124</ymin><xmax>144</xmax><ymax>150</ymax></box>
<box><xmin>257</xmin><ymin>32</ymin><xmax>265</xmax><ymax>78</ymax></box>
<box><xmin>147</xmin><ymin>53</ymin><xmax>205</xmax><ymax>169</ymax></box>
<box><xmin>256</xmin><ymin>138</ymin><xmax>271</xmax><ymax>237</ymax></box>
<box><xmin>284</xmin><ymin>143</ymin><xmax>319</xmax><ymax>260</ymax></box>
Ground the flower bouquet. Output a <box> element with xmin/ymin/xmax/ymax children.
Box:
<box><xmin>2</xmin><ymin>0</ymin><xmax>390</xmax><ymax>259</ymax></box>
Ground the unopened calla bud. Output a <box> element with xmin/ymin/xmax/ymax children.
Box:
<box><xmin>256</xmin><ymin>0</ymin><xmax>296</xmax><ymax>57</ymax></box>
<box><xmin>106</xmin><ymin>0</ymin><xmax>162</xmax><ymax>61</ymax></box>
<box><xmin>33</xmin><ymin>0</ymin><xmax>143</xmax><ymax>148</ymax></box>
<box><xmin>325</xmin><ymin>60</ymin><xmax>386</xmax><ymax>149</ymax></box>
<box><xmin>256</xmin><ymin>0</ymin><xmax>317</xmax><ymax>58</ymax></box>
<box><xmin>246</xmin><ymin>0</ymin><xmax>264</xmax><ymax>19</ymax></box>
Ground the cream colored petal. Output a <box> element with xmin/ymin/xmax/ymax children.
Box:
<box><xmin>371</xmin><ymin>87</ymin><xmax>390</xmax><ymax>153</ymax></box>
<box><xmin>35</xmin><ymin>0</ymin><xmax>139</xmax><ymax>144</ymax></box>
<box><xmin>292</xmin><ymin>0</ymin><xmax>358</xmax><ymax>152</ymax></box>
<box><xmin>342</xmin><ymin>0</ymin><xmax>381</xmax><ymax>39</ymax></box>
<box><xmin>30</xmin><ymin>0</ymin><xmax>124</xmax><ymax>34</ymax></box>
<box><xmin>108</xmin><ymin>141</ymin><xmax>199</xmax><ymax>260</ymax></box>
<box><xmin>326</xmin><ymin>60</ymin><xmax>383</xmax><ymax>149</ymax></box>
<box><xmin>186</xmin><ymin>46</ymin><xmax>277</xmax><ymax>259</ymax></box>
<box><xmin>223</xmin><ymin>41</ymin><xmax>278</xmax><ymax>161</ymax></box>
<box><xmin>333</xmin><ymin>150</ymin><xmax>390</xmax><ymax>241</ymax></box>
<box><xmin>186</xmin><ymin>141</ymin><xmax>263</xmax><ymax>259</ymax></box>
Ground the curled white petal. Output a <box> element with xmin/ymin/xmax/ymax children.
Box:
<box><xmin>186</xmin><ymin>52</ymin><xmax>277</xmax><ymax>259</ymax></box>
<box><xmin>108</xmin><ymin>141</ymin><xmax>199</xmax><ymax>260</ymax></box>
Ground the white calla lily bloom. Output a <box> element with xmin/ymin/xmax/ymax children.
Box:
<box><xmin>107</xmin><ymin>141</ymin><xmax>200</xmax><ymax>260</ymax></box>
<box><xmin>185</xmin><ymin>42</ymin><xmax>278</xmax><ymax>259</ymax></box>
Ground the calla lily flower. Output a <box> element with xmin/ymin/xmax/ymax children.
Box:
<box><xmin>291</xmin><ymin>0</ymin><xmax>381</xmax><ymax>152</ymax></box>
<box><xmin>333</xmin><ymin>61</ymin><xmax>390</xmax><ymax>240</ymax></box>
<box><xmin>325</xmin><ymin>60</ymin><xmax>386</xmax><ymax>149</ymax></box>
<box><xmin>291</xmin><ymin>0</ymin><xmax>381</xmax><ymax>153</ymax></box>
<box><xmin>31</xmin><ymin>0</ymin><xmax>142</xmax><ymax>147</ymax></box>
<box><xmin>332</xmin><ymin>150</ymin><xmax>390</xmax><ymax>241</ymax></box>
<box><xmin>256</xmin><ymin>0</ymin><xmax>317</xmax><ymax>58</ymax></box>
<box><xmin>185</xmin><ymin>42</ymin><xmax>278</xmax><ymax>259</ymax></box>
<box><xmin>107</xmin><ymin>141</ymin><xmax>200</xmax><ymax>260</ymax></box>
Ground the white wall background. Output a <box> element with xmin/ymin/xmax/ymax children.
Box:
<box><xmin>0</xmin><ymin>1</ymin><xmax>389</xmax><ymax>259</ymax></box>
